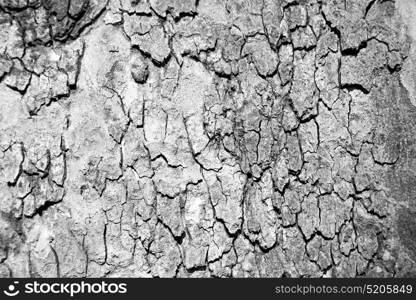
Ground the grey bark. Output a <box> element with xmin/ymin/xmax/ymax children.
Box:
<box><xmin>0</xmin><ymin>0</ymin><xmax>416</xmax><ymax>278</ymax></box>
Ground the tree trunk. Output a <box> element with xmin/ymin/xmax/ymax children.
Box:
<box><xmin>0</xmin><ymin>0</ymin><xmax>416</xmax><ymax>278</ymax></box>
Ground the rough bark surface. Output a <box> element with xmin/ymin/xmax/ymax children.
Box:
<box><xmin>1</xmin><ymin>0</ymin><xmax>416</xmax><ymax>278</ymax></box>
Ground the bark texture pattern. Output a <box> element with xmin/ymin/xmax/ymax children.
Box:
<box><xmin>1</xmin><ymin>0</ymin><xmax>416</xmax><ymax>278</ymax></box>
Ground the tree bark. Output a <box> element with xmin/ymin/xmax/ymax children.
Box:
<box><xmin>0</xmin><ymin>0</ymin><xmax>416</xmax><ymax>278</ymax></box>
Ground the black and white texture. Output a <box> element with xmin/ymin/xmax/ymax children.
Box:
<box><xmin>1</xmin><ymin>0</ymin><xmax>416</xmax><ymax>278</ymax></box>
